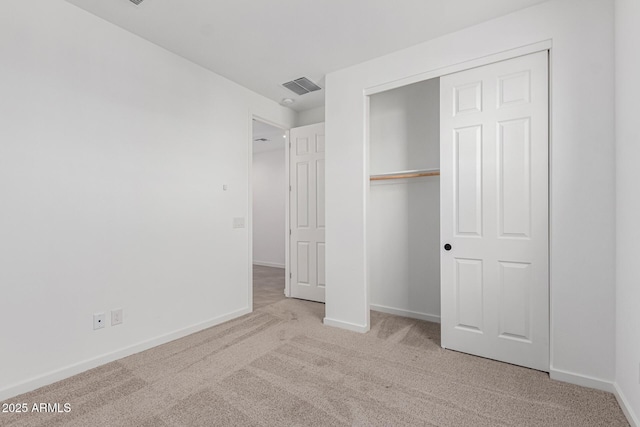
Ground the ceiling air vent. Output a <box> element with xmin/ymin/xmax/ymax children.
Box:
<box><xmin>130</xmin><ymin>0</ymin><xmax>144</xmax><ymax>5</ymax></box>
<box><xmin>282</xmin><ymin>77</ymin><xmax>322</xmax><ymax>96</ymax></box>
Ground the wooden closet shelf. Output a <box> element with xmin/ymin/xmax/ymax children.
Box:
<box><xmin>370</xmin><ymin>170</ymin><xmax>440</xmax><ymax>181</ymax></box>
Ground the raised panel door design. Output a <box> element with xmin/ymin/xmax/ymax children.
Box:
<box><xmin>455</xmin><ymin>126</ymin><xmax>483</xmax><ymax>236</ymax></box>
<box><xmin>317</xmin><ymin>242</ymin><xmax>325</xmax><ymax>288</ymax></box>
<box><xmin>297</xmin><ymin>242</ymin><xmax>310</xmax><ymax>285</ymax></box>
<box><xmin>316</xmin><ymin>159</ymin><xmax>325</xmax><ymax>229</ymax></box>
<box><xmin>441</xmin><ymin>51</ymin><xmax>548</xmax><ymax>371</ymax></box>
<box><xmin>296</xmin><ymin>163</ymin><xmax>309</xmax><ymax>228</ymax></box>
<box><xmin>316</xmin><ymin>134</ymin><xmax>325</xmax><ymax>153</ymax></box>
<box><xmin>498</xmin><ymin>71</ymin><xmax>530</xmax><ymax>108</ymax></box>
<box><xmin>499</xmin><ymin>118</ymin><xmax>531</xmax><ymax>238</ymax></box>
<box><xmin>290</xmin><ymin>123</ymin><xmax>325</xmax><ymax>302</ymax></box>
<box><xmin>296</xmin><ymin>137</ymin><xmax>309</xmax><ymax>155</ymax></box>
<box><xmin>455</xmin><ymin>259</ymin><xmax>484</xmax><ymax>332</ymax></box>
<box><xmin>498</xmin><ymin>261</ymin><xmax>532</xmax><ymax>342</ymax></box>
<box><xmin>454</xmin><ymin>81</ymin><xmax>482</xmax><ymax>116</ymax></box>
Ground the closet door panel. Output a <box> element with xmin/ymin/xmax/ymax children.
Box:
<box><xmin>498</xmin><ymin>118</ymin><xmax>531</xmax><ymax>238</ymax></box>
<box><xmin>440</xmin><ymin>51</ymin><xmax>548</xmax><ymax>372</ymax></box>
<box><xmin>454</xmin><ymin>258</ymin><xmax>484</xmax><ymax>332</ymax></box>
<box><xmin>454</xmin><ymin>125</ymin><xmax>483</xmax><ymax>237</ymax></box>
<box><xmin>454</xmin><ymin>81</ymin><xmax>482</xmax><ymax>116</ymax></box>
<box><xmin>498</xmin><ymin>261</ymin><xmax>532</xmax><ymax>342</ymax></box>
<box><xmin>498</xmin><ymin>71</ymin><xmax>530</xmax><ymax>108</ymax></box>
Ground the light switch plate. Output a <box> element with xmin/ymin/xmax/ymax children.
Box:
<box><xmin>233</xmin><ymin>217</ymin><xmax>245</xmax><ymax>228</ymax></box>
<box><xmin>111</xmin><ymin>308</ymin><xmax>123</xmax><ymax>326</ymax></box>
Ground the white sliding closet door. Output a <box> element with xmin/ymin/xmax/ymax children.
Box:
<box><xmin>290</xmin><ymin>123</ymin><xmax>326</xmax><ymax>302</ymax></box>
<box><xmin>440</xmin><ymin>51</ymin><xmax>549</xmax><ymax>371</ymax></box>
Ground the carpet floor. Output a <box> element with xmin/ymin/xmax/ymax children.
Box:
<box><xmin>0</xmin><ymin>266</ymin><xmax>628</xmax><ymax>426</ymax></box>
<box><xmin>252</xmin><ymin>265</ymin><xmax>287</xmax><ymax>310</ymax></box>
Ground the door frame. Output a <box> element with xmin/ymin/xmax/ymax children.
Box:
<box><xmin>248</xmin><ymin>114</ymin><xmax>291</xmax><ymax>313</ymax></box>
<box><xmin>362</xmin><ymin>40</ymin><xmax>552</xmax><ymax>354</ymax></box>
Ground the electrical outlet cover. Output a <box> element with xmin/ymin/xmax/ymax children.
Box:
<box><xmin>111</xmin><ymin>308</ymin><xmax>123</xmax><ymax>326</ymax></box>
<box><xmin>93</xmin><ymin>313</ymin><xmax>106</xmax><ymax>330</ymax></box>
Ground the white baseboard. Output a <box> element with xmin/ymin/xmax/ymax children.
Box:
<box><xmin>549</xmin><ymin>367</ymin><xmax>614</xmax><ymax>392</ymax></box>
<box><xmin>323</xmin><ymin>317</ymin><xmax>369</xmax><ymax>333</ymax></box>
<box><xmin>370</xmin><ymin>304</ymin><xmax>441</xmax><ymax>323</ymax></box>
<box><xmin>613</xmin><ymin>382</ymin><xmax>639</xmax><ymax>427</ymax></box>
<box><xmin>253</xmin><ymin>261</ymin><xmax>285</xmax><ymax>269</ymax></box>
<box><xmin>548</xmin><ymin>368</ymin><xmax>640</xmax><ymax>426</ymax></box>
<box><xmin>0</xmin><ymin>307</ymin><xmax>251</xmax><ymax>402</ymax></box>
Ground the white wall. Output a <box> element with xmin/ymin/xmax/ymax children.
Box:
<box><xmin>0</xmin><ymin>0</ymin><xmax>295</xmax><ymax>400</ymax></box>
<box><xmin>368</xmin><ymin>79</ymin><xmax>440</xmax><ymax>321</ymax></box>
<box><xmin>325</xmin><ymin>0</ymin><xmax>616</xmax><ymax>389</ymax></box>
<box><xmin>615</xmin><ymin>0</ymin><xmax>640</xmax><ymax>424</ymax></box>
<box><xmin>297</xmin><ymin>106</ymin><xmax>326</xmax><ymax>127</ymax></box>
<box><xmin>252</xmin><ymin>148</ymin><xmax>286</xmax><ymax>268</ymax></box>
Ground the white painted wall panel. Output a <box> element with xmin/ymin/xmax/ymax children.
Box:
<box><xmin>0</xmin><ymin>0</ymin><xmax>295</xmax><ymax>400</ymax></box>
<box><xmin>296</xmin><ymin>106</ymin><xmax>326</xmax><ymax>127</ymax></box>
<box><xmin>615</xmin><ymin>0</ymin><xmax>640</xmax><ymax>423</ymax></box>
<box><xmin>369</xmin><ymin>80</ymin><xmax>440</xmax><ymax>175</ymax></box>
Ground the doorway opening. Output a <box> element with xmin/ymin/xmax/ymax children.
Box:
<box><xmin>251</xmin><ymin>118</ymin><xmax>289</xmax><ymax>310</ymax></box>
<box><xmin>367</xmin><ymin>77</ymin><xmax>441</xmax><ymax>324</ymax></box>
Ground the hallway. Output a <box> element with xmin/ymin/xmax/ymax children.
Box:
<box><xmin>253</xmin><ymin>265</ymin><xmax>287</xmax><ymax>309</ymax></box>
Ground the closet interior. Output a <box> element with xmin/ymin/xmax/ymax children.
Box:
<box><xmin>368</xmin><ymin>77</ymin><xmax>441</xmax><ymax>323</ymax></box>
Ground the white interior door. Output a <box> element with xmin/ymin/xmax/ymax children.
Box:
<box><xmin>290</xmin><ymin>123</ymin><xmax>325</xmax><ymax>302</ymax></box>
<box><xmin>440</xmin><ymin>51</ymin><xmax>549</xmax><ymax>371</ymax></box>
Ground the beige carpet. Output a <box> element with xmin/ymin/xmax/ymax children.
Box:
<box><xmin>0</xmin><ymin>269</ymin><xmax>628</xmax><ymax>426</ymax></box>
<box><xmin>252</xmin><ymin>265</ymin><xmax>287</xmax><ymax>309</ymax></box>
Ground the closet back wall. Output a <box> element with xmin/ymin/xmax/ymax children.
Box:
<box><xmin>368</xmin><ymin>79</ymin><xmax>440</xmax><ymax>322</ymax></box>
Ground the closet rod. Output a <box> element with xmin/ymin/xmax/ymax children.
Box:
<box><xmin>370</xmin><ymin>169</ymin><xmax>440</xmax><ymax>181</ymax></box>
